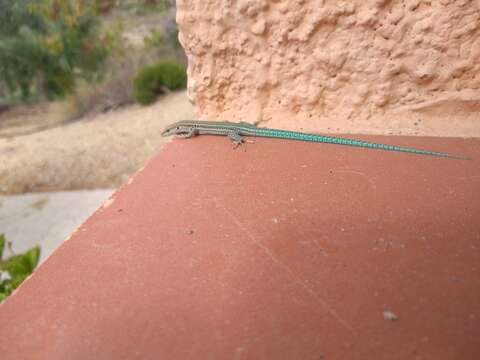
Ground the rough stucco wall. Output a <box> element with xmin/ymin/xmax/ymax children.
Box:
<box><xmin>176</xmin><ymin>0</ymin><xmax>480</xmax><ymax>135</ymax></box>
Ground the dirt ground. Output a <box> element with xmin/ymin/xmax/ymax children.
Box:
<box><xmin>1</xmin><ymin>89</ymin><xmax>479</xmax><ymax>194</ymax></box>
<box><xmin>0</xmin><ymin>91</ymin><xmax>194</xmax><ymax>194</ymax></box>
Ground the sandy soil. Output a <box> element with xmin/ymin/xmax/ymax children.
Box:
<box><xmin>1</xmin><ymin>89</ymin><xmax>478</xmax><ymax>195</ymax></box>
<box><xmin>0</xmin><ymin>91</ymin><xmax>194</xmax><ymax>194</ymax></box>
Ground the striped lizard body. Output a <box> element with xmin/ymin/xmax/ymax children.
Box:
<box><xmin>162</xmin><ymin>120</ymin><xmax>471</xmax><ymax>160</ymax></box>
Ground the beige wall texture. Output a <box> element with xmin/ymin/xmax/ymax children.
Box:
<box><xmin>176</xmin><ymin>0</ymin><xmax>480</xmax><ymax>136</ymax></box>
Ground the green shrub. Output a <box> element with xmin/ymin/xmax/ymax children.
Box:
<box><xmin>0</xmin><ymin>0</ymin><xmax>115</xmax><ymax>102</ymax></box>
<box><xmin>0</xmin><ymin>0</ymin><xmax>45</xmax><ymax>36</ymax></box>
<box><xmin>133</xmin><ymin>61</ymin><xmax>186</xmax><ymax>105</ymax></box>
<box><xmin>0</xmin><ymin>234</ymin><xmax>41</xmax><ymax>303</ymax></box>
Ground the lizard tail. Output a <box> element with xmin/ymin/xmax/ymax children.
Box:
<box><xmin>257</xmin><ymin>128</ymin><xmax>471</xmax><ymax>160</ymax></box>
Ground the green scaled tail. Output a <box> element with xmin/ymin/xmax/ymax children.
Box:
<box><xmin>255</xmin><ymin>128</ymin><xmax>471</xmax><ymax>160</ymax></box>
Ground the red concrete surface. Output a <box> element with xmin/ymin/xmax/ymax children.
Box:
<box><xmin>1</xmin><ymin>135</ymin><xmax>479</xmax><ymax>359</ymax></box>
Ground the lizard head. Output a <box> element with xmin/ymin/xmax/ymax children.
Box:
<box><xmin>161</xmin><ymin>121</ymin><xmax>193</xmax><ymax>137</ymax></box>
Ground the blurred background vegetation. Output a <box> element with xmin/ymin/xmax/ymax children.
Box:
<box><xmin>0</xmin><ymin>0</ymin><xmax>188</xmax><ymax>303</ymax></box>
<box><xmin>0</xmin><ymin>0</ymin><xmax>186</xmax><ymax>118</ymax></box>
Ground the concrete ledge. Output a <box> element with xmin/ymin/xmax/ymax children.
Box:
<box><xmin>0</xmin><ymin>135</ymin><xmax>479</xmax><ymax>359</ymax></box>
<box><xmin>0</xmin><ymin>190</ymin><xmax>114</xmax><ymax>263</ymax></box>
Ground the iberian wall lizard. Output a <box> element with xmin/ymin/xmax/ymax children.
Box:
<box><xmin>162</xmin><ymin>120</ymin><xmax>470</xmax><ymax>160</ymax></box>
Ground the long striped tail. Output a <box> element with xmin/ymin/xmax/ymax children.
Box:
<box><xmin>257</xmin><ymin>128</ymin><xmax>471</xmax><ymax>160</ymax></box>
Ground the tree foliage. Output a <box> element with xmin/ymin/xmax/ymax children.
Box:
<box><xmin>0</xmin><ymin>0</ymin><xmax>114</xmax><ymax>101</ymax></box>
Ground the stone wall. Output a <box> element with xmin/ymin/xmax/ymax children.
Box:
<box><xmin>176</xmin><ymin>0</ymin><xmax>480</xmax><ymax>135</ymax></box>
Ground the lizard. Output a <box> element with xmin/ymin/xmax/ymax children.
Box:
<box><xmin>162</xmin><ymin>120</ymin><xmax>471</xmax><ymax>160</ymax></box>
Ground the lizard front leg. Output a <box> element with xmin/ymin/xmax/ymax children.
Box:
<box><xmin>227</xmin><ymin>131</ymin><xmax>254</xmax><ymax>148</ymax></box>
<box><xmin>227</xmin><ymin>130</ymin><xmax>244</xmax><ymax>148</ymax></box>
<box><xmin>177</xmin><ymin>128</ymin><xmax>198</xmax><ymax>139</ymax></box>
